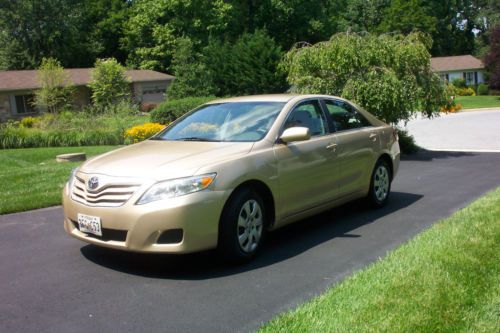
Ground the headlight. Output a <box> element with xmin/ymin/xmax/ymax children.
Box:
<box><xmin>136</xmin><ymin>173</ymin><xmax>217</xmax><ymax>205</ymax></box>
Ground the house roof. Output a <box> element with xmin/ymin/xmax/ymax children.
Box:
<box><xmin>430</xmin><ymin>55</ymin><xmax>484</xmax><ymax>72</ymax></box>
<box><xmin>0</xmin><ymin>68</ymin><xmax>175</xmax><ymax>92</ymax></box>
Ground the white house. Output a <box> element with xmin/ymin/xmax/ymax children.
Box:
<box><xmin>431</xmin><ymin>55</ymin><xmax>485</xmax><ymax>86</ymax></box>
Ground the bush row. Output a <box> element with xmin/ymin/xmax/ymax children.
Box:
<box><xmin>150</xmin><ymin>96</ymin><xmax>217</xmax><ymax>124</ymax></box>
<box><xmin>449</xmin><ymin>80</ymin><xmax>490</xmax><ymax>96</ymax></box>
<box><xmin>0</xmin><ymin>127</ymin><xmax>124</xmax><ymax>149</ymax></box>
<box><xmin>0</xmin><ymin>103</ymin><xmax>150</xmax><ymax>149</ymax></box>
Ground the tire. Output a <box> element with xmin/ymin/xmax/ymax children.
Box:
<box><xmin>218</xmin><ymin>188</ymin><xmax>266</xmax><ymax>263</ymax></box>
<box><xmin>367</xmin><ymin>159</ymin><xmax>392</xmax><ymax>208</ymax></box>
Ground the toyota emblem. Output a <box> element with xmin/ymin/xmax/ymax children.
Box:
<box><xmin>87</xmin><ymin>176</ymin><xmax>99</xmax><ymax>190</ymax></box>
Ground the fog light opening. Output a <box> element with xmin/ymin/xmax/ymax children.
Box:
<box><xmin>157</xmin><ymin>229</ymin><xmax>184</xmax><ymax>244</ymax></box>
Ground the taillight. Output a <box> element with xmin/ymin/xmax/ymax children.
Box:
<box><xmin>392</xmin><ymin>129</ymin><xmax>399</xmax><ymax>142</ymax></box>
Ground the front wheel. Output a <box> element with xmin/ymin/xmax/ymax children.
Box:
<box><xmin>218</xmin><ymin>188</ymin><xmax>266</xmax><ymax>263</ymax></box>
<box><xmin>367</xmin><ymin>159</ymin><xmax>391</xmax><ymax>207</ymax></box>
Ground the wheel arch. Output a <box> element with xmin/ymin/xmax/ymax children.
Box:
<box><xmin>219</xmin><ymin>179</ymin><xmax>276</xmax><ymax>230</ymax></box>
<box><xmin>377</xmin><ymin>153</ymin><xmax>394</xmax><ymax>180</ymax></box>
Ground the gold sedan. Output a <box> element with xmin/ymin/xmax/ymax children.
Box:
<box><xmin>62</xmin><ymin>94</ymin><xmax>400</xmax><ymax>261</ymax></box>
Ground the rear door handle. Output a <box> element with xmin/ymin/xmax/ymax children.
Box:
<box><xmin>326</xmin><ymin>143</ymin><xmax>337</xmax><ymax>151</ymax></box>
<box><xmin>369</xmin><ymin>133</ymin><xmax>377</xmax><ymax>141</ymax></box>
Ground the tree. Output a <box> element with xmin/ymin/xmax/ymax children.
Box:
<box><xmin>122</xmin><ymin>0</ymin><xmax>232</xmax><ymax>71</ymax></box>
<box><xmin>34</xmin><ymin>58</ymin><xmax>74</xmax><ymax>113</ymax></box>
<box><xmin>248</xmin><ymin>0</ymin><xmax>342</xmax><ymax>49</ymax></box>
<box><xmin>282</xmin><ymin>33</ymin><xmax>448</xmax><ymax>124</ymax></box>
<box><xmin>338</xmin><ymin>0</ymin><xmax>389</xmax><ymax>33</ymax></box>
<box><xmin>203</xmin><ymin>30</ymin><xmax>288</xmax><ymax>96</ymax></box>
<box><xmin>474</xmin><ymin>0</ymin><xmax>500</xmax><ymax>56</ymax></box>
<box><xmin>86</xmin><ymin>0</ymin><xmax>130</xmax><ymax>64</ymax></box>
<box><xmin>167</xmin><ymin>38</ymin><xmax>215</xmax><ymax>99</ymax></box>
<box><xmin>484</xmin><ymin>25</ymin><xmax>500</xmax><ymax>89</ymax></box>
<box><xmin>0</xmin><ymin>0</ymin><xmax>97</xmax><ymax>69</ymax></box>
<box><xmin>377</xmin><ymin>0</ymin><xmax>437</xmax><ymax>36</ymax></box>
<box><xmin>88</xmin><ymin>58</ymin><xmax>131</xmax><ymax>109</ymax></box>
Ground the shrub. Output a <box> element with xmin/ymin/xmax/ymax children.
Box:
<box><xmin>397</xmin><ymin>129</ymin><xmax>420</xmax><ymax>154</ymax></box>
<box><xmin>88</xmin><ymin>58</ymin><xmax>131</xmax><ymax>110</ymax></box>
<box><xmin>451</xmin><ymin>78</ymin><xmax>466</xmax><ymax>88</ymax></box>
<box><xmin>19</xmin><ymin>116</ymin><xmax>41</xmax><ymax>128</ymax></box>
<box><xmin>124</xmin><ymin>122</ymin><xmax>165</xmax><ymax>144</ymax></box>
<box><xmin>440</xmin><ymin>103</ymin><xmax>462</xmax><ymax>113</ymax></box>
<box><xmin>0</xmin><ymin>126</ymin><xmax>125</xmax><ymax>149</ymax></box>
<box><xmin>0</xmin><ymin>107</ymin><xmax>149</xmax><ymax>149</ymax></box>
<box><xmin>477</xmin><ymin>84</ymin><xmax>489</xmax><ymax>95</ymax></box>
<box><xmin>150</xmin><ymin>96</ymin><xmax>217</xmax><ymax>124</ymax></box>
<box><xmin>34</xmin><ymin>58</ymin><xmax>74</xmax><ymax>113</ymax></box>
<box><xmin>140</xmin><ymin>102</ymin><xmax>158</xmax><ymax>113</ymax></box>
<box><xmin>445</xmin><ymin>83</ymin><xmax>459</xmax><ymax>97</ymax></box>
<box><xmin>456</xmin><ymin>87</ymin><xmax>476</xmax><ymax>96</ymax></box>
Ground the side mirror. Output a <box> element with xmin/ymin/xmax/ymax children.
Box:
<box><xmin>279</xmin><ymin>126</ymin><xmax>311</xmax><ymax>143</ymax></box>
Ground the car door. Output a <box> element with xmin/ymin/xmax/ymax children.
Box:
<box><xmin>323</xmin><ymin>99</ymin><xmax>378</xmax><ymax>197</ymax></box>
<box><xmin>274</xmin><ymin>99</ymin><xmax>339</xmax><ymax>218</ymax></box>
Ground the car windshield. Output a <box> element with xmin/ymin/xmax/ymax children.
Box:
<box><xmin>154</xmin><ymin>102</ymin><xmax>285</xmax><ymax>142</ymax></box>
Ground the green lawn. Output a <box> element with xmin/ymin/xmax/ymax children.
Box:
<box><xmin>0</xmin><ymin>146</ymin><xmax>118</xmax><ymax>214</ymax></box>
<box><xmin>455</xmin><ymin>95</ymin><xmax>500</xmax><ymax>109</ymax></box>
<box><xmin>260</xmin><ymin>188</ymin><xmax>500</xmax><ymax>333</ymax></box>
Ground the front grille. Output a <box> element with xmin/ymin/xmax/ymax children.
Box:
<box><xmin>71</xmin><ymin>220</ymin><xmax>127</xmax><ymax>242</ymax></box>
<box><xmin>71</xmin><ymin>175</ymin><xmax>141</xmax><ymax>207</ymax></box>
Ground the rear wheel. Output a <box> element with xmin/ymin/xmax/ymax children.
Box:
<box><xmin>218</xmin><ymin>188</ymin><xmax>266</xmax><ymax>263</ymax></box>
<box><xmin>367</xmin><ymin>159</ymin><xmax>391</xmax><ymax>207</ymax></box>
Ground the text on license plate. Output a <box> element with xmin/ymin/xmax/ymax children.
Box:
<box><xmin>77</xmin><ymin>213</ymin><xmax>102</xmax><ymax>236</ymax></box>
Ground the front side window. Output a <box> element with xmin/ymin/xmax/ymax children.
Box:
<box><xmin>155</xmin><ymin>101</ymin><xmax>285</xmax><ymax>142</ymax></box>
<box><xmin>324</xmin><ymin>100</ymin><xmax>371</xmax><ymax>131</ymax></box>
<box><xmin>284</xmin><ymin>100</ymin><xmax>327</xmax><ymax>136</ymax></box>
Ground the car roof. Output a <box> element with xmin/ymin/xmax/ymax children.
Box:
<box><xmin>205</xmin><ymin>94</ymin><xmax>386</xmax><ymax>127</ymax></box>
<box><xmin>206</xmin><ymin>94</ymin><xmax>346</xmax><ymax>104</ymax></box>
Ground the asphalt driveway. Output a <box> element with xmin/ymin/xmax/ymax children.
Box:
<box><xmin>1</xmin><ymin>151</ymin><xmax>500</xmax><ymax>333</ymax></box>
<box><xmin>404</xmin><ymin>109</ymin><xmax>500</xmax><ymax>151</ymax></box>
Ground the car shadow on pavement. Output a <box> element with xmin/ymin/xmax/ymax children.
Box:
<box><xmin>80</xmin><ymin>191</ymin><xmax>423</xmax><ymax>279</ymax></box>
<box><xmin>401</xmin><ymin>149</ymin><xmax>477</xmax><ymax>161</ymax></box>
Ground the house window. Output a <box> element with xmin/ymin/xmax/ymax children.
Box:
<box><xmin>465</xmin><ymin>72</ymin><xmax>474</xmax><ymax>86</ymax></box>
<box><xmin>439</xmin><ymin>74</ymin><xmax>449</xmax><ymax>82</ymax></box>
<box><xmin>14</xmin><ymin>95</ymin><xmax>36</xmax><ymax>114</ymax></box>
<box><xmin>142</xmin><ymin>84</ymin><xmax>166</xmax><ymax>95</ymax></box>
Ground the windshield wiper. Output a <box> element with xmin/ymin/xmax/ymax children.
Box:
<box><xmin>176</xmin><ymin>137</ymin><xmax>220</xmax><ymax>142</ymax></box>
<box><xmin>149</xmin><ymin>137</ymin><xmax>166</xmax><ymax>141</ymax></box>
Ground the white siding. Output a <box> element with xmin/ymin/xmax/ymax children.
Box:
<box><xmin>438</xmin><ymin>70</ymin><xmax>485</xmax><ymax>85</ymax></box>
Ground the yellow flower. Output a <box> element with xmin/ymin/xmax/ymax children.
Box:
<box><xmin>124</xmin><ymin>122</ymin><xmax>165</xmax><ymax>143</ymax></box>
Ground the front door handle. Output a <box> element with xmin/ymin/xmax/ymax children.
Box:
<box><xmin>369</xmin><ymin>133</ymin><xmax>377</xmax><ymax>141</ymax></box>
<box><xmin>326</xmin><ymin>143</ymin><xmax>337</xmax><ymax>151</ymax></box>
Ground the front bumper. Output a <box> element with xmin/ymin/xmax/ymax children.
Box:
<box><xmin>62</xmin><ymin>185</ymin><xmax>230</xmax><ymax>253</ymax></box>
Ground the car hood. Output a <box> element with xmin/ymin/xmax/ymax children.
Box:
<box><xmin>80</xmin><ymin>140</ymin><xmax>254</xmax><ymax>180</ymax></box>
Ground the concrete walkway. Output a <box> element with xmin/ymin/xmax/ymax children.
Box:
<box><xmin>404</xmin><ymin>109</ymin><xmax>500</xmax><ymax>152</ymax></box>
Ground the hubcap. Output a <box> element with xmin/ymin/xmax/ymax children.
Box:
<box><xmin>373</xmin><ymin>165</ymin><xmax>390</xmax><ymax>202</ymax></box>
<box><xmin>237</xmin><ymin>199</ymin><xmax>263</xmax><ymax>253</ymax></box>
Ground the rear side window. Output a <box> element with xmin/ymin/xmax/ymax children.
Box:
<box><xmin>325</xmin><ymin>100</ymin><xmax>371</xmax><ymax>131</ymax></box>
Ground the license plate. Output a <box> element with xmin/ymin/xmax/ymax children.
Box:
<box><xmin>77</xmin><ymin>213</ymin><xmax>102</xmax><ymax>236</ymax></box>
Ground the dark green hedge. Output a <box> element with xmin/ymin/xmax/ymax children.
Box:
<box><xmin>150</xmin><ymin>96</ymin><xmax>217</xmax><ymax>124</ymax></box>
<box><xmin>477</xmin><ymin>84</ymin><xmax>489</xmax><ymax>96</ymax></box>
